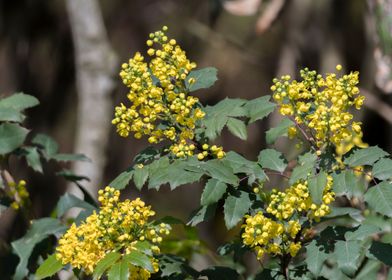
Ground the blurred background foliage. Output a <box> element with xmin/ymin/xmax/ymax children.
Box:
<box><xmin>0</xmin><ymin>0</ymin><xmax>392</xmax><ymax>276</ymax></box>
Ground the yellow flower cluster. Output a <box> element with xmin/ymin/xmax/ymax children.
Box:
<box><xmin>6</xmin><ymin>180</ymin><xmax>29</xmax><ymax>210</ymax></box>
<box><xmin>271</xmin><ymin>66</ymin><xmax>365</xmax><ymax>155</ymax></box>
<box><xmin>112</xmin><ymin>26</ymin><xmax>206</xmax><ymax>158</ymax></box>
<box><xmin>56</xmin><ymin>187</ymin><xmax>170</xmax><ymax>278</ymax></box>
<box><xmin>197</xmin><ymin>143</ymin><xmax>225</xmax><ymax>160</ymax></box>
<box><xmin>242</xmin><ymin>177</ymin><xmax>334</xmax><ymax>259</ymax></box>
<box><xmin>267</xmin><ymin>177</ymin><xmax>334</xmax><ymax>222</ymax></box>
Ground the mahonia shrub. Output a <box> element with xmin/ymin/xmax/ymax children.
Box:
<box><xmin>11</xmin><ymin>26</ymin><xmax>391</xmax><ymax>280</ymax></box>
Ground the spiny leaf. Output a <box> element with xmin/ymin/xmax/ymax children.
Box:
<box><xmin>50</xmin><ymin>153</ymin><xmax>90</xmax><ymax>162</ymax></box>
<box><xmin>0</xmin><ymin>107</ymin><xmax>25</xmax><ymax>122</ymax></box>
<box><xmin>334</xmin><ymin>240</ymin><xmax>362</xmax><ymax>276</ymax></box>
<box><xmin>187</xmin><ymin>204</ymin><xmax>217</xmax><ymax>226</ymax></box>
<box><xmin>133</xmin><ymin>165</ymin><xmax>149</xmax><ymax>190</ymax></box>
<box><xmin>305</xmin><ymin>240</ymin><xmax>328</xmax><ymax>277</ymax></box>
<box><xmin>202</xmin><ymin>160</ymin><xmax>239</xmax><ymax>185</ymax></box>
<box><xmin>244</xmin><ymin>95</ymin><xmax>275</xmax><ymax>123</ymax></box>
<box><xmin>32</xmin><ymin>134</ymin><xmax>58</xmax><ymax>157</ymax></box>
<box><xmin>258</xmin><ymin>149</ymin><xmax>287</xmax><ymax>173</ymax></box>
<box><xmin>344</xmin><ymin>224</ymin><xmax>382</xmax><ymax>241</ymax></box>
<box><xmin>265</xmin><ymin>117</ymin><xmax>293</xmax><ymax>145</ymax></box>
<box><xmin>289</xmin><ymin>153</ymin><xmax>316</xmax><ymax>184</ymax></box>
<box><xmin>24</xmin><ymin>146</ymin><xmax>43</xmax><ymax>173</ymax></box>
<box><xmin>332</xmin><ymin>170</ymin><xmax>365</xmax><ymax>199</ymax></box>
<box><xmin>364</xmin><ymin>181</ymin><xmax>392</xmax><ymax>217</ymax></box>
<box><xmin>0</xmin><ymin>123</ymin><xmax>29</xmax><ymax>155</ymax></box>
<box><xmin>0</xmin><ymin>93</ymin><xmax>39</xmax><ymax>110</ymax></box>
<box><xmin>110</xmin><ymin>170</ymin><xmax>133</xmax><ymax>190</ymax></box>
<box><xmin>124</xmin><ymin>250</ymin><xmax>154</xmax><ymax>272</ymax></box>
<box><xmin>12</xmin><ymin>218</ymin><xmax>66</xmax><ymax>280</ymax></box>
<box><xmin>372</xmin><ymin>158</ymin><xmax>392</xmax><ymax>180</ymax></box>
<box><xmin>201</xmin><ymin>179</ymin><xmax>227</xmax><ymax>206</ymax></box>
<box><xmin>344</xmin><ymin>146</ymin><xmax>388</xmax><ymax>167</ymax></box>
<box><xmin>226</xmin><ymin>117</ymin><xmax>247</xmax><ymax>140</ymax></box>
<box><xmin>56</xmin><ymin>193</ymin><xmax>96</xmax><ymax>218</ymax></box>
<box><xmin>224</xmin><ymin>191</ymin><xmax>252</xmax><ymax>229</ymax></box>
<box><xmin>93</xmin><ymin>252</ymin><xmax>121</xmax><ymax>280</ymax></box>
<box><xmin>186</xmin><ymin>67</ymin><xmax>218</xmax><ymax>92</ymax></box>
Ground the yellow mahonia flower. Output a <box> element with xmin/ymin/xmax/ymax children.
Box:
<box><xmin>56</xmin><ymin>187</ymin><xmax>170</xmax><ymax>277</ymax></box>
<box><xmin>242</xmin><ymin>176</ymin><xmax>335</xmax><ymax>259</ymax></box>
<box><xmin>112</xmin><ymin>26</ymin><xmax>207</xmax><ymax>158</ymax></box>
<box><xmin>271</xmin><ymin>67</ymin><xmax>366</xmax><ymax>158</ymax></box>
<box><xmin>6</xmin><ymin>180</ymin><xmax>29</xmax><ymax>210</ymax></box>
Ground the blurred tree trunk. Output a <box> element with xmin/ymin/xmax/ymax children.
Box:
<box><xmin>66</xmin><ymin>0</ymin><xmax>117</xmax><ymax>198</ymax></box>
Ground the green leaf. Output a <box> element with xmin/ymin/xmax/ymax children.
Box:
<box><xmin>368</xmin><ymin>241</ymin><xmax>392</xmax><ymax>266</ymax></box>
<box><xmin>166</xmin><ymin>160</ymin><xmax>203</xmax><ymax>190</ymax></box>
<box><xmin>0</xmin><ymin>123</ymin><xmax>29</xmax><ymax>155</ymax></box>
<box><xmin>35</xmin><ymin>254</ymin><xmax>63</xmax><ymax>280</ymax></box>
<box><xmin>0</xmin><ymin>93</ymin><xmax>39</xmax><ymax>110</ymax></box>
<box><xmin>147</xmin><ymin>157</ymin><xmax>171</xmax><ymax>189</ymax></box>
<box><xmin>226</xmin><ymin>117</ymin><xmax>247</xmax><ymax>140</ymax></box>
<box><xmin>56</xmin><ymin>169</ymin><xmax>89</xmax><ymax>182</ymax></box>
<box><xmin>345</xmin><ymin>224</ymin><xmax>382</xmax><ymax>241</ymax></box>
<box><xmin>187</xmin><ymin>204</ymin><xmax>217</xmax><ymax>226</ymax></box>
<box><xmin>332</xmin><ymin>170</ymin><xmax>365</xmax><ymax>199</ymax></box>
<box><xmin>56</xmin><ymin>193</ymin><xmax>96</xmax><ymax>218</ymax></box>
<box><xmin>201</xmin><ymin>178</ymin><xmax>227</xmax><ymax>206</ymax></box>
<box><xmin>244</xmin><ymin>96</ymin><xmax>275</xmax><ymax>123</ymax></box>
<box><xmin>355</xmin><ymin>260</ymin><xmax>382</xmax><ymax>280</ymax></box>
<box><xmin>12</xmin><ymin>218</ymin><xmax>66</xmax><ymax>280</ymax></box>
<box><xmin>224</xmin><ymin>191</ymin><xmax>252</xmax><ymax>229</ymax></box>
<box><xmin>110</xmin><ymin>170</ymin><xmax>133</xmax><ymax>190</ymax></box>
<box><xmin>326</xmin><ymin>206</ymin><xmax>363</xmax><ymax>222</ymax></box>
<box><xmin>203</xmin><ymin>98</ymin><xmax>247</xmax><ymax>140</ymax></box>
<box><xmin>289</xmin><ymin>153</ymin><xmax>317</xmax><ymax>184</ymax></box>
<box><xmin>124</xmin><ymin>250</ymin><xmax>154</xmax><ymax>272</ymax></box>
<box><xmin>186</xmin><ymin>67</ymin><xmax>218</xmax><ymax>91</ymax></box>
<box><xmin>107</xmin><ymin>260</ymin><xmax>129</xmax><ymax>280</ymax></box>
<box><xmin>372</xmin><ymin>158</ymin><xmax>392</xmax><ymax>180</ymax></box>
<box><xmin>50</xmin><ymin>153</ymin><xmax>90</xmax><ymax>162</ymax></box>
<box><xmin>344</xmin><ymin>146</ymin><xmax>389</xmax><ymax>167</ymax></box>
<box><xmin>0</xmin><ymin>107</ymin><xmax>24</xmax><ymax>122</ymax></box>
<box><xmin>223</xmin><ymin>152</ymin><xmax>266</xmax><ymax>183</ymax></box>
<box><xmin>32</xmin><ymin>134</ymin><xmax>58</xmax><ymax>157</ymax></box>
<box><xmin>265</xmin><ymin>117</ymin><xmax>293</xmax><ymax>145</ymax></box>
<box><xmin>334</xmin><ymin>240</ymin><xmax>361</xmax><ymax>276</ymax></box>
<box><xmin>364</xmin><ymin>181</ymin><xmax>392</xmax><ymax>217</ymax></box>
<box><xmin>158</xmin><ymin>254</ymin><xmax>199</xmax><ymax>277</ymax></box>
<box><xmin>200</xmin><ymin>266</ymin><xmax>239</xmax><ymax>279</ymax></box>
<box><xmin>202</xmin><ymin>160</ymin><xmax>239</xmax><ymax>185</ymax></box>
<box><xmin>22</xmin><ymin>146</ymin><xmax>43</xmax><ymax>173</ymax></box>
<box><xmin>133</xmin><ymin>165</ymin><xmax>149</xmax><ymax>190</ymax></box>
<box><xmin>305</xmin><ymin>240</ymin><xmax>328</xmax><ymax>277</ymax></box>
<box><xmin>308</xmin><ymin>172</ymin><xmax>328</xmax><ymax>204</ymax></box>
<box><xmin>258</xmin><ymin>149</ymin><xmax>287</xmax><ymax>173</ymax></box>
<box><xmin>93</xmin><ymin>252</ymin><xmax>121</xmax><ymax>280</ymax></box>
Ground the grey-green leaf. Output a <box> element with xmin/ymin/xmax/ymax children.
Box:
<box><xmin>305</xmin><ymin>240</ymin><xmax>328</xmax><ymax>277</ymax></box>
<box><xmin>332</xmin><ymin>170</ymin><xmax>365</xmax><ymax>199</ymax></box>
<box><xmin>32</xmin><ymin>134</ymin><xmax>58</xmax><ymax>157</ymax></box>
<box><xmin>133</xmin><ymin>166</ymin><xmax>149</xmax><ymax>190</ymax></box>
<box><xmin>50</xmin><ymin>153</ymin><xmax>90</xmax><ymax>162</ymax></box>
<box><xmin>344</xmin><ymin>224</ymin><xmax>382</xmax><ymax>241</ymax></box>
<box><xmin>0</xmin><ymin>123</ymin><xmax>29</xmax><ymax>155</ymax></box>
<box><xmin>265</xmin><ymin>118</ymin><xmax>293</xmax><ymax>145</ymax></box>
<box><xmin>0</xmin><ymin>93</ymin><xmax>39</xmax><ymax>110</ymax></box>
<box><xmin>373</xmin><ymin>158</ymin><xmax>392</xmax><ymax>180</ymax></box>
<box><xmin>308</xmin><ymin>172</ymin><xmax>328</xmax><ymax>204</ymax></box>
<box><xmin>56</xmin><ymin>193</ymin><xmax>96</xmax><ymax>218</ymax></box>
<box><xmin>0</xmin><ymin>107</ymin><xmax>25</xmax><ymax>122</ymax></box>
<box><xmin>226</xmin><ymin>117</ymin><xmax>247</xmax><ymax>140</ymax></box>
<box><xmin>110</xmin><ymin>170</ymin><xmax>133</xmax><ymax>190</ymax></box>
<box><xmin>35</xmin><ymin>254</ymin><xmax>63</xmax><ymax>280</ymax></box>
<box><xmin>344</xmin><ymin>146</ymin><xmax>388</xmax><ymax>167</ymax></box>
<box><xmin>12</xmin><ymin>218</ymin><xmax>66</xmax><ymax>280</ymax></box>
<box><xmin>224</xmin><ymin>191</ymin><xmax>252</xmax><ymax>229</ymax></box>
<box><xmin>201</xmin><ymin>179</ymin><xmax>227</xmax><ymax>206</ymax></box>
<box><xmin>245</xmin><ymin>96</ymin><xmax>276</xmax><ymax>123</ymax></box>
<box><xmin>334</xmin><ymin>240</ymin><xmax>361</xmax><ymax>276</ymax></box>
<box><xmin>107</xmin><ymin>260</ymin><xmax>129</xmax><ymax>280</ymax></box>
<box><xmin>202</xmin><ymin>160</ymin><xmax>239</xmax><ymax>185</ymax></box>
<box><xmin>124</xmin><ymin>250</ymin><xmax>154</xmax><ymax>272</ymax></box>
<box><xmin>289</xmin><ymin>153</ymin><xmax>316</xmax><ymax>184</ymax></box>
<box><xmin>364</xmin><ymin>181</ymin><xmax>392</xmax><ymax>217</ymax></box>
<box><xmin>258</xmin><ymin>149</ymin><xmax>287</xmax><ymax>173</ymax></box>
<box><xmin>186</xmin><ymin>67</ymin><xmax>218</xmax><ymax>91</ymax></box>
<box><xmin>187</xmin><ymin>204</ymin><xmax>217</xmax><ymax>226</ymax></box>
<box><xmin>93</xmin><ymin>252</ymin><xmax>121</xmax><ymax>280</ymax></box>
<box><xmin>24</xmin><ymin>147</ymin><xmax>43</xmax><ymax>173</ymax></box>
